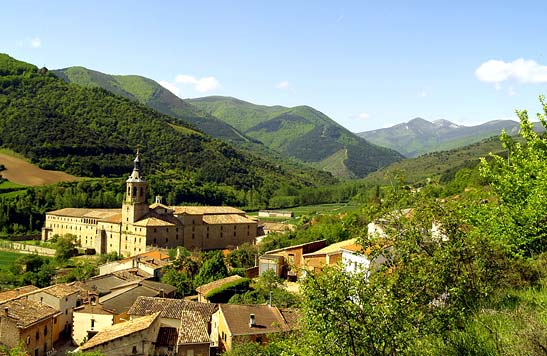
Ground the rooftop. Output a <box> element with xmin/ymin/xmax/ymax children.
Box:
<box><xmin>47</xmin><ymin>208</ymin><xmax>121</xmax><ymax>220</ymax></box>
<box><xmin>219</xmin><ymin>304</ymin><xmax>291</xmax><ymax>336</ymax></box>
<box><xmin>128</xmin><ymin>296</ymin><xmax>218</xmax><ymax>321</ymax></box>
<box><xmin>99</xmin><ymin>281</ymin><xmax>175</xmax><ymax>315</ymax></box>
<box><xmin>303</xmin><ymin>238</ymin><xmax>358</xmax><ymax>257</ymax></box>
<box><xmin>196</xmin><ymin>275</ymin><xmax>243</xmax><ymax>296</ymax></box>
<box><xmin>173</xmin><ymin>206</ymin><xmax>245</xmax><ymax>215</ymax></box>
<box><xmin>202</xmin><ymin>214</ymin><xmax>256</xmax><ymax>225</ymax></box>
<box><xmin>119</xmin><ymin>250</ymin><xmax>170</xmax><ymax>263</ymax></box>
<box><xmin>178</xmin><ymin>311</ymin><xmax>210</xmax><ymax>345</ymax></box>
<box><xmin>80</xmin><ymin>312</ymin><xmax>160</xmax><ymax>351</ymax></box>
<box><xmin>40</xmin><ymin>282</ymin><xmax>81</xmax><ymax>298</ymax></box>
<box><xmin>134</xmin><ymin>216</ymin><xmax>176</xmax><ymax>227</ymax></box>
<box><xmin>0</xmin><ymin>298</ymin><xmax>59</xmax><ymax>328</ymax></box>
<box><xmin>0</xmin><ymin>285</ymin><xmax>39</xmax><ymax>303</ymax></box>
<box><xmin>73</xmin><ymin>303</ymin><xmax>114</xmax><ymax>315</ymax></box>
<box><xmin>263</xmin><ymin>239</ymin><xmax>327</xmax><ymax>255</ymax></box>
<box><xmin>84</xmin><ymin>274</ymin><xmax>134</xmax><ymax>295</ymax></box>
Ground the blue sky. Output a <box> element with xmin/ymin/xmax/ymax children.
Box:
<box><xmin>2</xmin><ymin>1</ymin><xmax>547</xmax><ymax>132</ymax></box>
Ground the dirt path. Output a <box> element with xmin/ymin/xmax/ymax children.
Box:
<box><xmin>0</xmin><ymin>153</ymin><xmax>78</xmax><ymax>186</ymax></box>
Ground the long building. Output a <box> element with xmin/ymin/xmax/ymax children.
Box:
<box><xmin>41</xmin><ymin>152</ymin><xmax>257</xmax><ymax>257</ymax></box>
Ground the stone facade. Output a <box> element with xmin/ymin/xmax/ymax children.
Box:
<box><xmin>0</xmin><ymin>299</ymin><xmax>58</xmax><ymax>356</ymax></box>
<box><xmin>42</xmin><ymin>153</ymin><xmax>257</xmax><ymax>257</ymax></box>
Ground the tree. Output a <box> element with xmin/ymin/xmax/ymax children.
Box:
<box><xmin>480</xmin><ymin>96</ymin><xmax>547</xmax><ymax>256</ymax></box>
<box><xmin>194</xmin><ymin>251</ymin><xmax>229</xmax><ymax>287</ymax></box>
<box><xmin>161</xmin><ymin>266</ymin><xmax>194</xmax><ymax>297</ymax></box>
<box><xmin>54</xmin><ymin>234</ymin><xmax>78</xmax><ymax>261</ymax></box>
<box><xmin>226</xmin><ymin>243</ymin><xmax>258</xmax><ymax>269</ymax></box>
<box><xmin>0</xmin><ymin>342</ymin><xmax>29</xmax><ymax>356</ymax></box>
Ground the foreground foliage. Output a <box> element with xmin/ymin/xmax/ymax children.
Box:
<box><xmin>225</xmin><ymin>97</ymin><xmax>547</xmax><ymax>355</ymax></box>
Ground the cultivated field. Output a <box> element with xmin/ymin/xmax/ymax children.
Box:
<box><xmin>0</xmin><ymin>153</ymin><xmax>78</xmax><ymax>186</ymax></box>
<box><xmin>0</xmin><ymin>250</ymin><xmax>25</xmax><ymax>267</ymax></box>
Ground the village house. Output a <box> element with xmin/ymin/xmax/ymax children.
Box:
<box><xmin>176</xmin><ymin>310</ymin><xmax>211</xmax><ymax>356</ymax></box>
<box><xmin>41</xmin><ymin>152</ymin><xmax>258</xmax><ymax>257</ymax></box>
<box><xmin>0</xmin><ymin>298</ymin><xmax>59</xmax><ymax>356</ymax></box>
<box><xmin>0</xmin><ymin>285</ymin><xmax>39</xmax><ymax>303</ymax></box>
<box><xmin>72</xmin><ymin>273</ymin><xmax>175</xmax><ymax>345</ymax></box>
<box><xmin>78</xmin><ymin>312</ymin><xmax>161</xmax><ymax>355</ymax></box>
<box><xmin>98</xmin><ymin>250</ymin><xmax>171</xmax><ymax>279</ymax></box>
<box><xmin>72</xmin><ymin>302</ymin><xmax>115</xmax><ymax>346</ymax></box>
<box><xmin>302</xmin><ymin>238</ymin><xmax>361</xmax><ymax>272</ymax></box>
<box><xmin>214</xmin><ymin>304</ymin><xmax>299</xmax><ymax>353</ymax></box>
<box><xmin>25</xmin><ymin>283</ymin><xmax>81</xmax><ymax>343</ymax></box>
<box><xmin>128</xmin><ymin>296</ymin><xmax>217</xmax><ymax>355</ymax></box>
<box><xmin>258</xmin><ymin>240</ymin><xmax>327</xmax><ymax>280</ymax></box>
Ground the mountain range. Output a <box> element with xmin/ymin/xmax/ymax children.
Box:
<box><xmin>52</xmin><ymin>67</ymin><xmax>251</xmax><ymax>143</ymax></box>
<box><xmin>0</xmin><ymin>53</ymin><xmax>336</xmax><ymax>206</ymax></box>
<box><xmin>357</xmin><ymin>117</ymin><xmax>523</xmax><ymax>158</ymax></box>
<box><xmin>53</xmin><ymin>67</ymin><xmax>403</xmax><ymax>179</ymax></box>
<box><xmin>187</xmin><ymin>96</ymin><xmax>403</xmax><ymax>178</ymax></box>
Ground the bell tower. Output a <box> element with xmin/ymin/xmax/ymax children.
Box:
<box><xmin>122</xmin><ymin>150</ymin><xmax>149</xmax><ymax>224</ymax></box>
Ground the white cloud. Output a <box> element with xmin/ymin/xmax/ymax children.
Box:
<box><xmin>418</xmin><ymin>89</ymin><xmax>427</xmax><ymax>97</ymax></box>
<box><xmin>507</xmin><ymin>86</ymin><xmax>516</xmax><ymax>96</ymax></box>
<box><xmin>175</xmin><ymin>74</ymin><xmax>220</xmax><ymax>92</ymax></box>
<box><xmin>276</xmin><ymin>81</ymin><xmax>290</xmax><ymax>89</ymax></box>
<box><xmin>475</xmin><ymin>58</ymin><xmax>547</xmax><ymax>84</ymax></box>
<box><xmin>30</xmin><ymin>37</ymin><xmax>41</xmax><ymax>48</ymax></box>
<box><xmin>16</xmin><ymin>37</ymin><xmax>42</xmax><ymax>49</ymax></box>
<box><xmin>357</xmin><ymin>112</ymin><xmax>369</xmax><ymax>119</ymax></box>
<box><xmin>159</xmin><ymin>81</ymin><xmax>181</xmax><ymax>97</ymax></box>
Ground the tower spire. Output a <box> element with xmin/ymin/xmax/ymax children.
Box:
<box><xmin>128</xmin><ymin>149</ymin><xmax>145</xmax><ymax>182</ymax></box>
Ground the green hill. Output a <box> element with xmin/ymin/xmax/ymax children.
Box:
<box><xmin>53</xmin><ymin>66</ymin><xmax>250</xmax><ymax>143</ymax></box>
<box><xmin>0</xmin><ymin>54</ymin><xmax>335</xmax><ymax>204</ymax></box>
<box><xmin>187</xmin><ymin>96</ymin><xmax>403</xmax><ymax>178</ymax></box>
<box><xmin>357</xmin><ymin>117</ymin><xmax>524</xmax><ymax>157</ymax></box>
<box><xmin>364</xmin><ymin>136</ymin><xmax>509</xmax><ymax>185</ymax></box>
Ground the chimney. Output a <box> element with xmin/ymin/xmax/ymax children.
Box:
<box><xmin>4</xmin><ymin>307</ymin><xmax>8</xmax><ymax>317</ymax></box>
<box><xmin>155</xmin><ymin>195</ymin><xmax>162</xmax><ymax>204</ymax></box>
<box><xmin>249</xmin><ymin>313</ymin><xmax>256</xmax><ymax>328</ymax></box>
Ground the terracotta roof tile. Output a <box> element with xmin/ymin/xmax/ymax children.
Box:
<box><xmin>196</xmin><ymin>275</ymin><xmax>243</xmax><ymax>296</ymax></box>
<box><xmin>219</xmin><ymin>304</ymin><xmax>290</xmax><ymax>336</ymax></box>
<box><xmin>0</xmin><ymin>298</ymin><xmax>59</xmax><ymax>328</ymax></box>
<box><xmin>173</xmin><ymin>206</ymin><xmax>245</xmax><ymax>215</ymax></box>
<box><xmin>40</xmin><ymin>282</ymin><xmax>80</xmax><ymax>298</ymax></box>
<box><xmin>202</xmin><ymin>214</ymin><xmax>256</xmax><ymax>224</ymax></box>
<box><xmin>178</xmin><ymin>311</ymin><xmax>210</xmax><ymax>345</ymax></box>
<box><xmin>80</xmin><ymin>312</ymin><xmax>160</xmax><ymax>350</ymax></box>
<box><xmin>303</xmin><ymin>238</ymin><xmax>358</xmax><ymax>257</ymax></box>
<box><xmin>73</xmin><ymin>303</ymin><xmax>114</xmax><ymax>316</ymax></box>
<box><xmin>0</xmin><ymin>286</ymin><xmax>39</xmax><ymax>303</ymax></box>
<box><xmin>119</xmin><ymin>250</ymin><xmax>170</xmax><ymax>263</ymax></box>
<box><xmin>128</xmin><ymin>296</ymin><xmax>218</xmax><ymax>321</ymax></box>
<box><xmin>47</xmin><ymin>208</ymin><xmax>121</xmax><ymax>220</ymax></box>
<box><xmin>279</xmin><ymin>308</ymin><xmax>302</xmax><ymax>330</ymax></box>
<box><xmin>134</xmin><ymin>217</ymin><xmax>176</xmax><ymax>227</ymax></box>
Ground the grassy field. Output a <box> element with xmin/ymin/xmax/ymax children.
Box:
<box><xmin>0</xmin><ymin>250</ymin><xmax>26</xmax><ymax>267</ymax></box>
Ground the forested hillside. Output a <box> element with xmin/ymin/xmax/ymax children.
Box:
<box><xmin>53</xmin><ymin>66</ymin><xmax>250</xmax><ymax>143</ymax></box>
<box><xmin>0</xmin><ymin>54</ymin><xmax>335</xmax><ymax>203</ymax></box>
<box><xmin>364</xmin><ymin>136</ymin><xmax>508</xmax><ymax>186</ymax></box>
<box><xmin>188</xmin><ymin>96</ymin><xmax>403</xmax><ymax>178</ymax></box>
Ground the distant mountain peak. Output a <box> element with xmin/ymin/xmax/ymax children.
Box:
<box><xmin>358</xmin><ymin>118</ymin><xmax>524</xmax><ymax>158</ymax></box>
<box><xmin>433</xmin><ymin>119</ymin><xmax>460</xmax><ymax>129</ymax></box>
